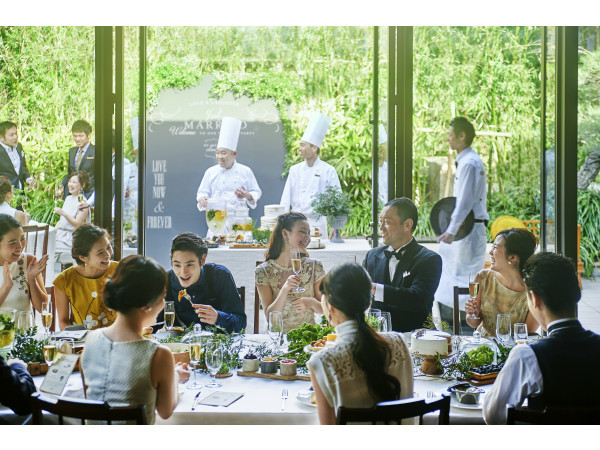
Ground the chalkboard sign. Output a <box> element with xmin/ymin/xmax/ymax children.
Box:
<box><xmin>145</xmin><ymin>77</ymin><xmax>286</xmax><ymax>268</ymax></box>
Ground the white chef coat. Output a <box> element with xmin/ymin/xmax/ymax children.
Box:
<box><xmin>280</xmin><ymin>157</ymin><xmax>341</xmax><ymax>235</ymax></box>
<box><xmin>196</xmin><ymin>161</ymin><xmax>262</xmax><ymax>213</ymax></box>
<box><xmin>435</xmin><ymin>147</ymin><xmax>489</xmax><ymax>308</ymax></box>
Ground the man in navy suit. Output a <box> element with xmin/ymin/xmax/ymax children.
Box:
<box><xmin>362</xmin><ymin>197</ymin><xmax>442</xmax><ymax>332</ymax></box>
<box><xmin>0</xmin><ymin>121</ymin><xmax>36</xmax><ymax>190</ymax></box>
<box><xmin>0</xmin><ymin>356</ymin><xmax>36</xmax><ymax>423</ymax></box>
<box><xmin>61</xmin><ymin>120</ymin><xmax>95</xmax><ymax>200</ymax></box>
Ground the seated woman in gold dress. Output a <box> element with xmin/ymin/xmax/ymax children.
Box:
<box><xmin>465</xmin><ymin>228</ymin><xmax>539</xmax><ymax>337</ymax></box>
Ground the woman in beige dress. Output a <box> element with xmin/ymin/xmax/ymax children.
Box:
<box><xmin>255</xmin><ymin>212</ymin><xmax>325</xmax><ymax>333</ymax></box>
<box><xmin>466</xmin><ymin>228</ymin><xmax>539</xmax><ymax>337</ymax></box>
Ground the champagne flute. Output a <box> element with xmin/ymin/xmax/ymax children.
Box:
<box><xmin>43</xmin><ymin>341</ymin><xmax>58</xmax><ymax>368</ymax></box>
<box><xmin>187</xmin><ymin>334</ymin><xmax>203</xmax><ymax>390</ymax></box>
<box><xmin>290</xmin><ymin>248</ymin><xmax>305</xmax><ymax>293</ymax></box>
<box><xmin>204</xmin><ymin>340</ymin><xmax>223</xmax><ymax>388</ymax></box>
<box><xmin>514</xmin><ymin>323</ymin><xmax>528</xmax><ymax>345</ymax></box>
<box><xmin>467</xmin><ymin>273</ymin><xmax>480</xmax><ymax>320</ymax></box>
<box><xmin>496</xmin><ymin>314</ymin><xmax>511</xmax><ymax>346</ymax></box>
<box><xmin>268</xmin><ymin>311</ymin><xmax>284</xmax><ymax>353</ymax></box>
<box><xmin>41</xmin><ymin>302</ymin><xmax>53</xmax><ymax>336</ymax></box>
<box><xmin>17</xmin><ymin>311</ymin><xmax>35</xmax><ymax>332</ymax></box>
<box><xmin>164</xmin><ymin>301</ymin><xmax>175</xmax><ymax>331</ymax></box>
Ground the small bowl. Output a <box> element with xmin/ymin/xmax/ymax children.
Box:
<box><xmin>279</xmin><ymin>359</ymin><xmax>297</xmax><ymax>376</ymax></box>
<box><xmin>260</xmin><ymin>357</ymin><xmax>278</xmax><ymax>374</ymax></box>
<box><xmin>242</xmin><ymin>357</ymin><xmax>260</xmax><ymax>372</ymax></box>
<box><xmin>448</xmin><ymin>382</ymin><xmax>482</xmax><ymax>405</ymax></box>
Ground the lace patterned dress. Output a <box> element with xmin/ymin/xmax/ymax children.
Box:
<box><xmin>307</xmin><ymin>320</ymin><xmax>414</xmax><ymax>421</ymax></box>
<box><xmin>0</xmin><ymin>256</ymin><xmax>31</xmax><ymax>313</ymax></box>
<box><xmin>255</xmin><ymin>257</ymin><xmax>325</xmax><ymax>333</ymax></box>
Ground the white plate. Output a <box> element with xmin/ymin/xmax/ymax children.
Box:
<box><xmin>296</xmin><ymin>388</ymin><xmax>317</xmax><ymax>407</ymax></box>
<box><xmin>304</xmin><ymin>344</ymin><xmax>325</xmax><ymax>353</ymax></box>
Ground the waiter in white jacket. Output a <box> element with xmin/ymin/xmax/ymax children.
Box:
<box><xmin>280</xmin><ymin>112</ymin><xmax>341</xmax><ymax>236</ymax></box>
<box><xmin>196</xmin><ymin>116</ymin><xmax>262</xmax><ymax>234</ymax></box>
<box><xmin>435</xmin><ymin>117</ymin><xmax>489</xmax><ymax>330</ymax></box>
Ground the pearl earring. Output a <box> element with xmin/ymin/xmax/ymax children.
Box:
<box><xmin>508</xmin><ymin>261</ymin><xmax>512</xmax><ymax>265</ymax></box>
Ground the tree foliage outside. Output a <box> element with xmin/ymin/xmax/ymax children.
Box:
<box><xmin>1</xmin><ymin>26</ymin><xmax>599</xmax><ymax>274</ymax></box>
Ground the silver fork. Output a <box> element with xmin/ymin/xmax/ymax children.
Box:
<box><xmin>281</xmin><ymin>388</ymin><xmax>288</xmax><ymax>411</ymax></box>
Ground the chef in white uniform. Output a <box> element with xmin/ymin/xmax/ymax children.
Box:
<box><xmin>196</xmin><ymin>116</ymin><xmax>262</xmax><ymax>235</ymax></box>
<box><xmin>435</xmin><ymin>117</ymin><xmax>489</xmax><ymax>329</ymax></box>
<box><xmin>280</xmin><ymin>112</ymin><xmax>341</xmax><ymax>236</ymax></box>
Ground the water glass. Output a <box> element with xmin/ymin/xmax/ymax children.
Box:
<box><xmin>204</xmin><ymin>340</ymin><xmax>223</xmax><ymax>388</ymax></box>
<box><xmin>514</xmin><ymin>323</ymin><xmax>528</xmax><ymax>345</ymax></box>
<box><xmin>17</xmin><ymin>311</ymin><xmax>35</xmax><ymax>332</ymax></box>
<box><xmin>381</xmin><ymin>311</ymin><xmax>392</xmax><ymax>332</ymax></box>
<box><xmin>496</xmin><ymin>314</ymin><xmax>511</xmax><ymax>346</ymax></box>
<box><xmin>267</xmin><ymin>311</ymin><xmax>284</xmax><ymax>353</ymax></box>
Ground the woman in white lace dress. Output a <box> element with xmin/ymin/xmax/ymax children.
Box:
<box><xmin>81</xmin><ymin>255</ymin><xmax>189</xmax><ymax>424</ymax></box>
<box><xmin>255</xmin><ymin>212</ymin><xmax>325</xmax><ymax>333</ymax></box>
<box><xmin>307</xmin><ymin>263</ymin><xmax>414</xmax><ymax>424</ymax></box>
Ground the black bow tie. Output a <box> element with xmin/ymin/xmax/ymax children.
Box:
<box><xmin>384</xmin><ymin>249</ymin><xmax>402</xmax><ymax>260</ymax></box>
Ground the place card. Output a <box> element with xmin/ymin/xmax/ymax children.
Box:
<box><xmin>198</xmin><ymin>391</ymin><xmax>244</xmax><ymax>407</ymax></box>
<box><xmin>39</xmin><ymin>353</ymin><xmax>80</xmax><ymax>396</ymax></box>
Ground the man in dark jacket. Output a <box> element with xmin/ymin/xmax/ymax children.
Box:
<box><xmin>362</xmin><ymin>197</ymin><xmax>442</xmax><ymax>332</ymax></box>
<box><xmin>0</xmin><ymin>356</ymin><xmax>36</xmax><ymax>422</ymax></box>
<box><xmin>0</xmin><ymin>121</ymin><xmax>35</xmax><ymax>190</ymax></box>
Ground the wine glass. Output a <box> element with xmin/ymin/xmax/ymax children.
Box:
<box><xmin>164</xmin><ymin>301</ymin><xmax>175</xmax><ymax>331</ymax></box>
<box><xmin>17</xmin><ymin>311</ymin><xmax>35</xmax><ymax>332</ymax></box>
<box><xmin>204</xmin><ymin>340</ymin><xmax>223</xmax><ymax>388</ymax></box>
<box><xmin>41</xmin><ymin>302</ymin><xmax>53</xmax><ymax>336</ymax></box>
<box><xmin>187</xmin><ymin>334</ymin><xmax>203</xmax><ymax>390</ymax></box>
<box><xmin>496</xmin><ymin>314</ymin><xmax>511</xmax><ymax>346</ymax></box>
<box><xmin>43</xmin><ymin>341</ymin><xmax>58</xmax><ymax>368</ymax></box>
<box><xmin>467</xmin><ymin>273</ymin><xmax>480</xmax><ymax>320</ymax></box>
<box><xmin>268</xmin><ymin>311</ymin><xmax>284</xmax><ymax>353</ymax></box>
<box><xmin>289</xmin><ymin>248</ymin><xmax>305</xmax><ymax>294</ymax></box>
<box><xmin>514</xmin><ymin>323</ymin><xmax>528</xmax><ymax>345</ymax></box>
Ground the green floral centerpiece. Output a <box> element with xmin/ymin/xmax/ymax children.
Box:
<box><xmin>311</xmin><ymin>186</ymin><xmax>352</xmax><ymax>243</ymax></box>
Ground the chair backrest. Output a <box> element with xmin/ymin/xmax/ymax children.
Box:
<box><xmin>30</xmin><ymin>392</ymin><xmax>147</xmax><ymax>425</ymax></box>
<box><xmin>453</xmin><ymin>286</ymin><xmax>470</xmax><ymax>335</ymax></box>
<box><xmin>337</xmin><ymin>394</ymin><xmax>450</xmax><ymax>425</ymax></box>
<box><xmin>507</xmin><ymin>403</ymin><xmax>600</xmax><ymax>425</ymax></box>
<box><xmin>237</xmin><ymin>286</ymin><xmax>246</xmax><ymax>310</ymax></box>
<box><xmin>22</xmin><ymin>224</ymin><xmax>50</xmax><ymax>284</ymax></box>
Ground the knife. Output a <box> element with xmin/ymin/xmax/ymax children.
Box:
<box><xmin>191</xmin><ymin>390</ymin><xmax>202</xmax><ymax>411</ymax></box>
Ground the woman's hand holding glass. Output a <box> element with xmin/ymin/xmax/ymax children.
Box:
<box><xmin>282</xmin><ymin>274</ymin><xmax>301</xmax><ymax>293</ymax></box>
<box><xmin>289</xmin><ymin>249</ymin><xmax>305</xmax><ymax>294</ymax></box>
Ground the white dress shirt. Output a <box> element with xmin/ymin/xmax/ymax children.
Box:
<box><xmin>446</xmin><ymin>147</ymin><xmax>489</xmax><ymax>236</ymax></box>
<box><xmin>196</xmin><ymin>161</ymin><xmax>261</xmax><ymax>211</ymax></box>
<box><xmin>482</xmin><ymin>318</ymin><xmax>577</xmax><ymax>424</ymax></box>
<box><xmin>280</xmin><ymin>157</ymin><xmax>341</xmax><ymax>234</ymax></box>
<box><xmin>373</xmin><ymin>238</ymin><xmax>414</xmax><ymax>302</ymax></box>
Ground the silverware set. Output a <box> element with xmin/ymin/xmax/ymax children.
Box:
<box><xmin>281</xmin><ymin>388</ymin><xmax>288</xmax><ymax>410</ymax></box>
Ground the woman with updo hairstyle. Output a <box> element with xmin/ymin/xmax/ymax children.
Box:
<box><xmin>306</xmin><ymin>263</ymin><xmax>414</xmax><ymax>425</ymax></box>
<box><xmin>466</xmin><ymin>228</ymin><xmax>540</xmax><ymax>336</ymax></box>
<box><xmin>54</xmin><ymin>170</ymin><xmax>91</xmax><ymax>265</ymax></box>
<box><xmin>54</xmin><ymin>223</ymin><xmax>118</xmax><ymax>330</ymax></box>
<box><xmin>81</xmin><ymin>256</ymin><xmax>189</xmax><ymax>424</ymax></box>
<box><xmin>255</xmin><ymin>212</ymin><xmax>325</xmax><ymax>333</ymax></box>
<box><xmin>0</xmin><ymin>214</ymin><xmax>48</xmax><ymax>314</ymax></box>
<box><xmin>0</xmin><ymin>176</ymin><xmax>29</xmax><ymax>225</ymax></box>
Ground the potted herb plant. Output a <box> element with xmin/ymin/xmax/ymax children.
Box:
<box><xmin>311</xmin><ymin>185</ymin><xmax>352</xmax><ymax>243</ymax></box>
<box><xmin>8</xmin><ymin>327</ymin><xmax>50</xmax><ymax>376</ymax></box>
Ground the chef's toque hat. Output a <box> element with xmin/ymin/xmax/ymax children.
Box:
<box><xmin>301</xmin><ymin>112</ymin><xmax>331</xmax><ymax>148</ymax></box>
<box><xmin>217</xmin><ymin>117</ymin><xmax>242</xmax><ymax>152</ymax></box>
<box><xmin>379</xmin><ymin>124</ymin><xmax>388</xmax><ymax>145</ymax></box>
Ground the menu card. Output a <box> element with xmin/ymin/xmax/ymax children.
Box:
<box><xmin>53</xmin><ymin>330</ymin><xmax>88</xmax><ymax>341</ymax></box>
<box><xmin>198</xmin><ymin>391</ymin><xmax>244</xmax><ymax>407</ymax></box>
<box><xmin>39</xmin><ymin>353</ymin><xmax>80</xmax><ymax>396</ymax></box>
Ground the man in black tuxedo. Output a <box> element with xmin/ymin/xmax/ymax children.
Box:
<box><xmin>61</xmin><ymin>119</ymin><xmax>95</xmax><ymax>200</ymax></box>
<box><xmin>362</xmin><ymin>197</ymin><xmax>442</xmax><ymax>332</ymax></box>
<box><xmin>483</xmin><ymin>252</ymin><xmax>600</xmax><ymax>424</ymax></box>
<box><xmin>0</xmin><ymin>121</ymin><xmax>36</xmax><ymax>190</ymax></box>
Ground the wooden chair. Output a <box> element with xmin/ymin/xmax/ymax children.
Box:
<box><xmin>23</xmin><ymin>224</ymin><xmax>50</xmax><ymax>284</ymax></box>
<box><xmin>337</xmin><ymin>394</ymin><xmax>450</xmax><ymax>425</ymax></box>
<box><xmin>506</xmin><ymin>403</ymin><xmax>600</xmax><ymax>425</ymax></box>
<box><xmin>237</xmin><ymin>286</ymin><xmax>245</xmax><ymax>309</ymax></box>
<box><xmin>453</xmin><ymin>286</ymin><xmax>469</xmax><ymax>336</ymax></box>
<box><xmin>30</xmin><ymin>392</ymin><xmax>147</xmax><ymax>425</ymax></box>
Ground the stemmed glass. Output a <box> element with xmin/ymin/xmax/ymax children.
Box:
<box><xmin>187</xmin><ymin>334</ymin><xmax>203</xmax><ymax>390</ymax></box>
<box><xmin>41</xmin><ymin>302</ymin><xmax>53</xmax><ymax>337</ymax></box>
<box><xmin>43</xmin><ymin>340</ymin><xmax>58</xmax><ymax>368</ymax></box>
<box><xmin>204</xmin><ymin>340</ymin><xmax>223</xmax><ymax>388</ymax></box>
<box><xmin>467</xmin><ymin>273</ymin><xmax>480</xmax><ymax>320</ymax></box>
<box><xmin>164</xmin><ymin>301</ymin><xmax>175</xmax><ymax>331</ymax></box>
<box><xmin>268</xmin><ymin>311</ymin><xmax>284</xmax><ymax>353</ymax></box>
<box><xmin>496</xmin><ymin>314</ymin><xmax>511</xmax><ymax>347</ymax></box>
<box><xmin>514</xmin><ymin>323</ymin><xmax>528</xmax><ymax>345</ymax></box>
<box><xmin>290</xmin><ymin>248</ymin><xmax>305</xmax><ymax>293</ymax></box>
<box><xmin>17</xmin><ymin>311</ymin><xmax>35</xmax><ymax>332</ymax></box>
